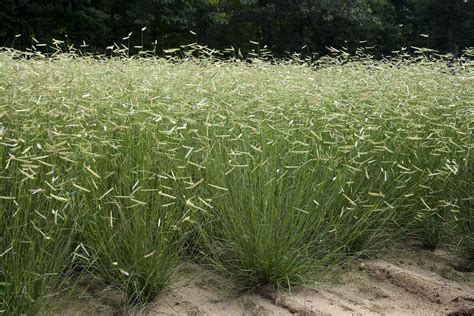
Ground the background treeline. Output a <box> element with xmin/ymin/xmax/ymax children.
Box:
<box><xmin>1</xmin><ymin>0</ymin><xmax>473</xmax><ymax>57</ymax></box>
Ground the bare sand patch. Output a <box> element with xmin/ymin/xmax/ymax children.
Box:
<box><xmin>53</xmin><ymin>246</ymin><xmax>474</xmax><ymax>315</ymax></box>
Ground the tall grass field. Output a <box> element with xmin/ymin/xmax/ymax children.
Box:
<box><xmin>0</xmin><ymin>48</ymin><xmax>473</xmax><ymax>314</ymax></box>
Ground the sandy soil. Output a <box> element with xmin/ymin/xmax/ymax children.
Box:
<box><xmin>53</xmin><ymin>245</ymin><xmax>474</xmax><ymax>315</ymax></box>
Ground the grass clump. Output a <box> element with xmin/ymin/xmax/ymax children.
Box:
<box><xmin>75</xmin><ymin>128</ymin><xmax>191</xmax><ymax>304</ymax></box>
<box><xmin>0</xmin><ymin>164</ymin><xmax>76</xmax><ymax>314</ymax></box>
<box><xmin>447</xmin><ymin>159</ymin><xmax>474</xmax><ymax>269</ymax></box>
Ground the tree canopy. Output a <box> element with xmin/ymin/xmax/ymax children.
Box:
<box><xmin>1</xmin><ymin>0</ymin><xmax>473</xmax><ymax>57</ymax></box>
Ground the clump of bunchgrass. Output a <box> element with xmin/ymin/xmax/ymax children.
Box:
<box><xmin>75</xmin><ymin>127</ymin><xmax>191</xmax><ymax>304</ymax></box>
<box><xmin>445</xmin><ymin>157</ymin><xmax>474</xmax><ymax>269</ymax></box>
<box><xmin>0</xmin><ymin>166</ymin><xmax>76</xmax><ymax>314</ymax></box>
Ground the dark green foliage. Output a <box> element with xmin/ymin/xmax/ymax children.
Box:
<box><xmin>0</xmin><ymin>0</ymin><xmax>473</xmax><ymax>56</ymax></box>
